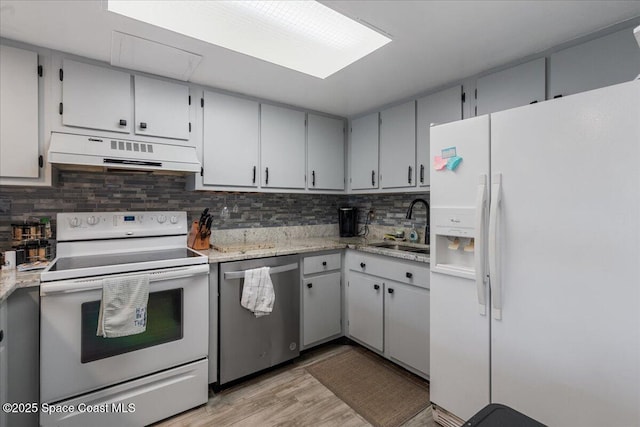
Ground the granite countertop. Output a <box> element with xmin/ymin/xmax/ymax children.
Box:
<box><xmin>0</xmin><ymin>269</ymin><xmax>42</xmax><ymax>303</ymax></box>
<box><xmin>0</xmin><ymin>237</ymin><xmax>429</xmax><ymax>302</ymax></box>
<box><xmin>203</xmin><ymin>237</ymin><xmax>430</xmax><ymax>264</ymax></box>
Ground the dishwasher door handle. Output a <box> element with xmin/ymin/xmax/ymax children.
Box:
<box><xmin>223</xmin><ymin>263</ymin><xmax>298</xmax><ymax>280</ymax></box>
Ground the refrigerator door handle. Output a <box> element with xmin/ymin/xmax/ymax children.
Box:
<box><xmin>475</xmin><ymin>174</ymin><xmax>488</xmax><ymax>315</ymax></box>
<box><xmin>489</xmin><ymin>173</ymin><xmax>503</xmax><ymax>320</ymax></box>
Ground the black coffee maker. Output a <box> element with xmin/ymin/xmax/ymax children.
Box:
<box><xmin>338</xmin><ymin>207</ymin><xmax>358</xmax><ymax>237</ymax></box>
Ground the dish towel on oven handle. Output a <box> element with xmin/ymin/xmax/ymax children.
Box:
<box><xmin>241</xmin><ymin>267</ymin><xmax>275</xmax><ymax>317</ymax></box>
<box><xmin>97</xmin><ymin>274</ymin><xmax>150</xmax><ymax>338</ymax></box>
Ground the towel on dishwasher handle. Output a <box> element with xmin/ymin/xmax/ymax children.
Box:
<box><xmin>97</xmin><ymin>274</ymin><xmax>150</xmax><ymax>338</ymax></box>
<box><xmin>241</xmin><ymin>267</ymin><xmax>275</xmax><ymax>317</ymax></box>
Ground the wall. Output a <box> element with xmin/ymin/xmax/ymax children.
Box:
<box><xmin>0</xmin><ymin>171</ymin><xmax>430</xmax><ymax>251</ymax></box>
<box><xmin>348</xmin><ymin>193</ymin><xmax>429</xmax><ymax>236</ymax></box>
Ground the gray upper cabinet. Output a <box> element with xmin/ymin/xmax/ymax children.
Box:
<box><xmin>476</xmin><ymin>58</ymin><xmax>546</xmax><ymax>116</ymax></box>
<box><xmin>61</xmin><ymin>59</ymin><xmax>132</xmax><ymax>134</ymax></box>
<box><xmin>350</xmin><ymin>112</ymin><xmax>379</xmax><ymax>191</ymax></box>
<box><xmin>260</xmin><ymin>104</ymin><xmax>306</xmax><ymax>189</ymax></box>
<box><xmin>0</xmin><ymin>45</ymin><xmax>39</xmax><ymax>179</ymax></box>
<box><xmin>134</xmin><ymin>75</ymin><xmax>190</xmax><ymax>140</ymax></box>
<box><xmin>307</xmin><ymin>114</ymin><xmax>345</xmax><ymax>191</ymax></box>
<box><xmin>549</xmin><ymin>28</ymin><xmax>640</xmax><ymax>99</ymax></box>
<box><xmin>416</xmin><ymin>86</ymin><xmax>462</xmax><ymax>187</ymax></box>
<box><xmin>202</xmin><ymin>91</ymin><xmax>259</xmax><ymax>188</ymax></box>
<box><xmin>61</xmin><ymin>59</ymin><xmax>191</xmax><ymax>141</ymax></box>
<box><xmin>380</xmin><ymin>101</ymin><xmax>416</xmax><ymax>189</ymax></box>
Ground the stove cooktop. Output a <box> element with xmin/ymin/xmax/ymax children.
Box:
<box><xmin>41</xmin><ymin>248</ymin><xmax>208</xmax><ymax>282</ymax></box>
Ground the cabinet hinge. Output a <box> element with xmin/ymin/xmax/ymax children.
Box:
<box><xmin>200</xmin><ymin>167</ymin><xmax>204</xmax><ymax>177</ymax></box>
<box><xmin>474</xmin><ymin>88</ymin><xmax>477</xmax><ymax>99</ymax></box>
<box><xmin>201</xmin><ymin>98</ymin><xmax>204</xmax><ymax>108</ymax></box>
<box><xmin>59</xmin><ymin>68</ymin><xmax>63</xmax><ymax>81</ymax></box>
<box><xmin>38</xmin><ymin>155</ymin><xmax>43</xmax><ymax>168</ymax></box>
<box><xmin>188</xmin><ymin>95</ymin><xmax>191</xmax><ymax>105</ymax></box>
<box><xmin>59</xmin><ymin>102</ymin><xmax>63</xmax><ymax>115</ymax></box>
<box><xmin>189</xmin><ymin>122</ymin><xmax>192</xmax><ymax>132</ymax></box>
<box><xmin>461</xmin><ymin>92</ymin><xmax>466</xmax><ymax>103</ymax></box>
<box><xmin>38</xmin><ymin>65</ymin><xmax>43</xmax><ymax>77</ymax></box>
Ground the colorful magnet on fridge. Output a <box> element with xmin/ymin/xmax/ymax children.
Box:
<box><xmin>446</xmin><ymin>156</ymin><xmax>462</xmax><ymax>171</ymax></box>
<box><xmin>434</xmin><ymin>156</ymin><xmax>447</xmax><ymax>171</ymax></box>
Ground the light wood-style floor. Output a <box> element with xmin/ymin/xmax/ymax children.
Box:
<box><xmin>153</xmin><ymin>344</ymin><xmax>438</xmax><ymax>427</ymax></box>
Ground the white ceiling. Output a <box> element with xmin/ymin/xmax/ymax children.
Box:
<box><xmin>1</xmin><ymin>1</ymin><xmax>639</xmax><ymax>118</ymax></box>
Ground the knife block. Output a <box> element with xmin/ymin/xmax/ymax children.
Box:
<box><xmin>187</xmin><ymin>220</ymin><xmax>211</xmax><ymax>250</ymax></box>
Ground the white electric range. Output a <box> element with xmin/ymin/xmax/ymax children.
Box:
<box><xmin>40</xmin><ymin>211</ymin><xmax>209</xmax><ymax>427</ymax></box>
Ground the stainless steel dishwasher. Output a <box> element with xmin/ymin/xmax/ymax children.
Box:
<box><xmin>219</xmin><ymin>255</ymin><xmax>300</xmax><ymax>385</ymax></box>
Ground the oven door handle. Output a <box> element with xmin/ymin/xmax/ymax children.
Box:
<box><xmin>223</xmin><ymin>263</ymin><xmax>298</xmax><ymax>280</ymax></box>
<box><xmin>40</xmin><ymin>264</ymin><xmax>209</xmax><ymax>296</ymax></box>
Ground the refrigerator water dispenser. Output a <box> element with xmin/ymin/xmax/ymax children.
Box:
<box><xmin>432</xmin><ymin>207</ymin><xmax>477</xmax><ymax>278</ymax></box>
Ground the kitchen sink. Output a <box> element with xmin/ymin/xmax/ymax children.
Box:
<box><xmin>368</xmin><ymin>242</ymin><xmax>430</xmax><ymax>254</ymax></box>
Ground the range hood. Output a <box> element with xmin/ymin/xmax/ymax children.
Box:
<box><xmin>48</xmin><ymin>132</ymin><xmax>201</xmax><ymax>173</ymax></box>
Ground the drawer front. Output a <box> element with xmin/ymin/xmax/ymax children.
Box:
<box><xmin>348</xmin><ymin>251</ymin><xmax>429</xmax><ymax>289</ymax></box>
<box><xmin>303</xmin><ymin>252</ymin><xmax>341</xmax><ymax>275</ymax></box>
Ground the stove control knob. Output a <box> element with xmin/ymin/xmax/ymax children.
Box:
<box><xmin>69</xmin><ymin>217</ymin><xmax>81</xmax><ymax>228</ymax></box>
<box><xmin>157</xmin><ymin>215</ymin><xmax>167</xmax><ymax>224</ymax></box>
<box><xmin>170</xmin><ymin>215</ymin><xmax>178</xmax><ymax>224</ymax></box>
<box><xmin>87</xmin><ymin>216</ymin><xmax>99</xmax><ymax>226</ymax></box>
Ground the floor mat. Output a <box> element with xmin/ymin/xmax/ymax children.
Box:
<box><xmin>306</xmin><ymin>346</ymin><xmax>429</xmax><ymax>427</ymax></box>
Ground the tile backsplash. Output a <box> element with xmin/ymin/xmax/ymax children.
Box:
<box><xmin>0</xmin><ymin>170</ymin><xmax>428</xmax><ymax>251</ymax></box>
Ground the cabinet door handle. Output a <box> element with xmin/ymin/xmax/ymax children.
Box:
<box><xmin>360</xmin><ymin>262</ymin><xmax>366</xmax><ymax>269</ymax></box>
<box><xmin>307</xmin><ymin>283</ymin><xmax>313</xmax><ymax>289</ymax></box>
<box><xmin>373</xmin><ymin>284</ymin><xmax>380</xmax><ymax>290</ymax></box>
<box><xmin>265</xmin><ymin>167</ymin><xmax>269</xmax><ymax>185</ymax></box>
<box><xmin>312</xmin><ymin>170</ymin><xmax>316</xmax><ymax>187</ymax></box>
<box><xmin>388</xmin><ymin>288</ymin><xmax>394</xmax><ymax>294</ymax></box>
<box><xmin>119</xmin><ymin>119</ymin><xmax>127</xmax><ymax>127</ymax></box>
<box><xmin>408</xmin><ymin>166</ymin><xmax>412</xmax><ymax>184</ymax></box>
<box><xmin>420</xmin><ymin>164</ymin><xmax>424</xmax><ymax>184</ymax></box>
<box><xmin>406</xmin><ymin>272</ymin><xmax>413</xmax><ymax>278</ymax></box>
<box><xmin>0</xmin><ymin>329</ymin><xmax>3</xmax><ymax>342</ymax></box>
<box><xmin>372</xmin><ymin>170</ymin><xmax>376</xmax><ymax>186</ymax></box>
<box><xmin>252</xmin><ymin>166</ymin><xmax>256</xmax><ymax>184</ymax></box>
<box><xmin>322</xmin><ymin>261</ymin><xmax>327</xmax><ymax>266</ymax></box>
<box><xmin>140</xmin><ymin>122</ymin><xmax>147</xmax><ymax>129</ymax></box>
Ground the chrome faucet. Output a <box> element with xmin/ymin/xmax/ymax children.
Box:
<box><xmin>406</xmin><ymin>198</ymin><xmax>430</xmax><ymax>245</ymax></box>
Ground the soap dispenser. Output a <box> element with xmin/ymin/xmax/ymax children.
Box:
<box><xmin>409</xmin><ymin>226</ymin><xmax>419</xmax><ymax>243</ymax></box>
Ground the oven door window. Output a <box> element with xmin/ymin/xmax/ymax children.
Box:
<box><xmin>81</xmin><ymin>289</ymin><xmax>183</xmax><ymax>363</ymax></box>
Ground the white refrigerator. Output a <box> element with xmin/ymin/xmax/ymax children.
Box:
<box><xmin>429</xmin><ymin>80</ymin><xmax>640</xmax><ymax>427</ymax></box>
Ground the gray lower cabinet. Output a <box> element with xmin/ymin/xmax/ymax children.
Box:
<box><xmin>0</xmin><ymin>300</ymin><xmax>7</xmax><ymax>427</ymax></box>
<box><xmin>385</xmin><ymin>280</ymin><xmax>430</xmax><ymax>376</ymax></box>
<box><xmin>208</xmin><ymin>264</ymin><xmax>218</xmax><ymax>385</ymax></box>
<box><xmin>346</xmin><ymin>251</ymin><xmax>430</xmax><ymax>378</ymax></box>
<box><xmin>5</xmin><ymin>287</ymin><xmax>39</xmax><ymax>427</ymax></box>
<box><xmin>301</xmin><ymin>253</ymin><xmax>342</xmax><ymax>349</ymax></box>
<box><xmin>347</xmin><ymin>272</ymin><xmax>384</xmax><ymax>352</ymax></box>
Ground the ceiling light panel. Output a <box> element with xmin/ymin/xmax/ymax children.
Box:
<box><xmin>106</xmin><ymin>0</ymin><xmax>391</xmax><ymax>79</ymax></box>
